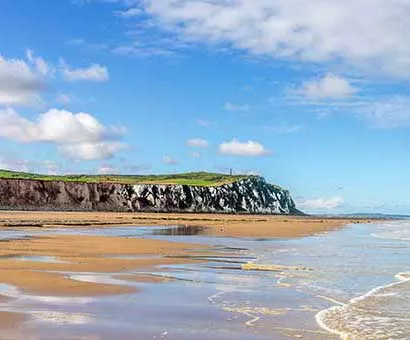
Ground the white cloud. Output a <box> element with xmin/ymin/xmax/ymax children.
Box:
<box><xmin>224</xmin><ymin>102</ymin><xmax>250</xmax><ymax>112</ymax></box>
<box><xmin>162</xmin><ymin>155</ymin><xmax>178</xmax><ymax>165</ymax></box>
<box><xmin>139</xmin><ymin>0</ymin><xmax>410</xmax><ymax>77</ymax></box>
<box><xmin>61</xmin><ymin>62</ymin><xmax>109</xmax><ymax>82</ymax></box>
<box><xmin>0</xmin><ymin>108</ymin><xmax>105</xmax><ymax>143</ymax></box>
<box><xmin>0</xmin><ymin>51</ymin><xmax>108</xmax><ymax>106</ymax></box>
<box><xmin>26</xmin><ymin>49</ymin><xmax>52</xmax><ymax>76</ymax></box>
<box><xmin>0</xmin><ymin>108</ymin><xmax>125</xmax><ymax>160</ymax></box>
<box><xmin>297</xmin><ymin>73</ymin><xmax>357</xmax><ymax>100</ymax></box>
<box><xmin>59</xmin><ymin>142</ymin><xmax>124</xmax><ymax>161</ymax></box>
<box><xmin>0</xmin><ymin>54</ymin><xmax>46</xmax><ymax>106</ymax></box>
<box><xmin>297</xmin><ymin>197</ymin><xmax>344</xmax><ymax>211</ymax></box>
<box><xmin>187</xmin><ymin>138</ymin><xmax>209</xmax><ymax>148</ymax></box>
<box><xmin>219</xmin><ymin>139</ymin><xmax>269</xmax><ymax>157</ymax></box>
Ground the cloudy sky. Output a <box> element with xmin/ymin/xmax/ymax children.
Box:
<box><xmin>0</xmin><ymin>0</ymin><xmax>410</xmax><ymax>214</ymax></box>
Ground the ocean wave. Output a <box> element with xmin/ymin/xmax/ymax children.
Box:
<box><xmin>316</xmin><ymin>272</ymin><xmax>410</xmax><ymax>339</ymax></box>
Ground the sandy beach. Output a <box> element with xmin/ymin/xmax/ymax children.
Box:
<box><xmin>0</xmin><ymin>233</ymin><xmax>210</xmax><ymax>296</ymax></box>
<box><xmin>0</xmin><ymin>212</ymin><xmax>371</xmax><ymax>297</ymax></box>
<box><xmin>0</xmin><ymin>311</ymin><xmax>26</xmax><ymax>329</ymax></box>
<box><xmin>0</xmin><ymin>211</ymin><xmax>370</xmax><ymax>237</ymax></box>
<box><xmin>0</xmin><ymin>211</ymin><xmax>376</xmax><ymax>339</ymax></box>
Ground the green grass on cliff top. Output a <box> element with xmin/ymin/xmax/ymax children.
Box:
<box><xmin>0</xmin><ymin>170</ymin><xmax>251</xmax><ymax>187</ymax></box>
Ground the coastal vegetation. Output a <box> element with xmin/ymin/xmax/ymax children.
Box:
<box><xmin>0</xmin><ymin>170</ymin><xmax>249</xmax><ymax>187</ymax></box>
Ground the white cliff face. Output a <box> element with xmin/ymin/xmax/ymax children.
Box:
<box><xmin>122</xmin><ymin>177</ymin><xmax>298</xmax><ymax>214</ymax></box>
<box><xmin>0</xmin><ymin>176</ymin><xmax>300</xmax><ymax>214</ymax></box>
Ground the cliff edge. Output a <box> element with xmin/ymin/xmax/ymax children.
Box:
<box><xmin>0</xmin><ymin>172</ymin><xmax>302</xmax><ymax>214</ymax></box>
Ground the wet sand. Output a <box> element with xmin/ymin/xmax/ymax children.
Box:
<box><xmin>0</xmin><ymin>312</ymin><xmax>26</xmax><ymax>329</ymax></box>
<box><xmin>0</xmin><ymin>294</ymin><xmax>12</xmax><ymax>303</ymax></box>
<box><xmin>0</xmin><ymin>212</ymin><xmax>375</xmax><ymax>338</ymax></box>
<box><xmin>0</xmin><ymin>212</ymin><xmax>372</xmax><ymax>298</ymax></box>
<box><xmin>114</xmin><ymin>273</ymin><xmax>172</xmax><ymax>283</ymax></box>
<box><xmin>0</xmin><ymin>234</ymin><xmax>209</xmax><ymax>296</ymax></box>
<box><xmin>0</xmin><ymin>211</ymin><xmax>372</xmax><ymax>238</ymax></box>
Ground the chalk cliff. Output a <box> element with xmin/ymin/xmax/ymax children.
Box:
<box><xmin>0</xmin><ymin>176</ymin><xmax>301</xmax><ymax>214</ymax></box>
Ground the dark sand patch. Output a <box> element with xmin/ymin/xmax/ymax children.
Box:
<box><xmin>0</xmin><ymin>311</ymin><xmax>26</xmax><ymax>329</ymax></box>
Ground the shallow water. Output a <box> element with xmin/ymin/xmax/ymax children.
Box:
<box><xmin>0</xmin><ymin>221</ymin><xmax>409</xmax><ymax>339</ymax></box>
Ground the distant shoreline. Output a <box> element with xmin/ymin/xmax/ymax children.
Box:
<box><xmin>0</xmin><ymin>211</ymin><xmax>381</xmax><ymax>238</ymax></box>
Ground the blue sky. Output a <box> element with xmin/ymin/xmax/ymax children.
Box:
<box><xmin>0</xmin><ymin>0</ymin><xmax>410</xmax><ymax>214</ymax></box>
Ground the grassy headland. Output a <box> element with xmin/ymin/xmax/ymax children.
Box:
<box><xmin>0</xmin><ymin>170</ymin><xmax>249</xmax><ymax>187</ymax></box>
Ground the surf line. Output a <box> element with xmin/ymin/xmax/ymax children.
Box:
<box><xmin>316</xmin><ymin>295</ymin><xmax>345</xmax><ymax>306</ymax></box>
<box><xmin>315</xmin><ymin>271</ymin><xmax>410</xmax><ymax>339</ymax></box>
<box><xmin>207</xmin><ymin>290</ymin><xmax>228</xmax><ymax>304</ymax></box>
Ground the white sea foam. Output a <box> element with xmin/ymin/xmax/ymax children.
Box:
<box><xmin>396</xmin><ymin>272</ymin><xmax>410</xmax><ymax>281</ymax></box>
<box><xmin>316</xmin><ymin>272</ymin><xmax>410</xmax><ymax>339</ymax></box>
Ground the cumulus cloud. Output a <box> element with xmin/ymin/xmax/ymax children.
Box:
<box><xmin>162</xmin><ymin>155</ymin><xmax>178</xmax><ymax>165</ymax></box>
<box><xmin>187</xmin><ymin>138</ymin><xmax>209</xmax><ymax>148</ymax></box>
<box><xmin>0</xmin><ymin>108</ymin><xmax>125</xmax><ymax>160</ymax></box>
<box><xmin>0</xmin><ymin>51</ymin><xmax>108</xmax><ymax>106</ymax></box>
<box><xmin>0</xmin><ymin>54</ymin><xmax>46</xmax><ymax>106</ymax></box>
<box><xmin>219</xmin><ymin>139</ymin><xmax>269</xmax><ymax>156</ymax></box>
<box><xmin>59</xmin><ymin>142</ymin><xmax>124</xmax><ymax>161</ymax></box>
<box><xmin>224</xmin><ymin>102</ymin><xmax>250</xmax><ymax>112</ymax></box>
<box><xmin>136</xmin><ymin>0</ymin><xmax>410</xmax><ymax>77</ymax></box>
<box><xmin>297</xmin><ymin>74</ymin><xmax>357</xmax><ymax>100</ymax></box>
<box><xmin>61</xmin><ymin>62</ymin><xmax>109</xmax><ymax>82</ymax></box>
<box><xmin>297</xmin><ymin>197</ymin><xmax>344</xmax><ymax>211</ymax></box>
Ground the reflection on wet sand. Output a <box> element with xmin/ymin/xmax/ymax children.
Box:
<box><xmin>0</xmin><ymin>217</ymin><xmax>383</xmax><ymax>340</ymax></box>
<box><xmin>152</xmin><ymin>225</ymin><xmax>208</xmax><ymax>236</ymax></box>
<box><xmin>0</xmin><ymin>233</ymin><xmax>212</xmax><ymax>297</ymax></box>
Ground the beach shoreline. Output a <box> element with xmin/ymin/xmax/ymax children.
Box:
<box><xmin>0</xmin><ymin>211</ymin><xmax>375</xmax><ymax>238</ymax></box>
<box><xmin>0</xmin><ymin>211</ymin><xmax>380</xmax><ymax>338</ymax></box>
<box><xmin>0</xmin><ymin>211</ymin><xmax>376</xmax><ymax>297</ymax></box>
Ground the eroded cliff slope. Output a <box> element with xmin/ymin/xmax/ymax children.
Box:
<box><xmin>0</xmin><ymin>175</ymin><xmax>301</xmax><ymax>214</ymax></box>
